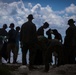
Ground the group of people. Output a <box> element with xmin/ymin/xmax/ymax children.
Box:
<box><xmin>0</xmin><ymin>14</ymin><xmax>76</xmax><ymax>72</ymax></box>
<box><xmin>0</xmin><ymin>23</ymin><xmax>20</xmax><ymax>64</ymax></box>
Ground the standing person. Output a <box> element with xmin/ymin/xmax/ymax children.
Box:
<box><xmin>34</xmin><ymin>22</ymin><xmax>49</xmax><ymax>65</ymax></box>
<box><xmin>0</xmin><ymin>24</ymin><xmax>7</xmax><ymax>63</ymax></box>
<box><xmin>7</xmin><ymin>23</ymin><xmax>17</xmax><ymax>64</ymax></box>
<box><xmin>64</xmin><ymin>19</ymin><xmax>76</xmax><ymax>64</ymax></box>
<box><xmin>20</xmin><ymin>14</ymin><xmax>38</xmax><ymax>70</ymax></box>
<box><xmin>15</xmin><ymin>26</ymin><xmax>20</xmax><ymax>63</ymax></box>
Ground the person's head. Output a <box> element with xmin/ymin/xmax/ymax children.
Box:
<box><xmin>9</xmin><ymin>23</ymin><xmax>14</xmax><ymax>29</ymax></box>
<box><xmin>52</xmin><ymin>29</ymin><xmax>58</xmax><ymax>34</ymax></box>
<box><xmin>43</xmin><ymin>22</ymin><xmax>49</xmax><ymax>29</ymax></box>
<box><xmin>3</xmin><ymin>24</ymin><xmax>7</xmax><ymax>29</ymax></box>
<box><xmin>16</xmin><ymin>26</ymin><xmax>20</xmax><ymax>31</ymax></box>
<box><xmin>27</xmin><ymin>14</ymin><xmax>34</xmax><ymax>21</ymax></box>
<box><xmin>68</xmin><ymin>19</ymin><xmax>75</xmax><ymax>26</ymax></box>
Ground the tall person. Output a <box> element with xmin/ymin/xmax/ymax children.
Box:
<box><xmin>20</xmin><ymin>14</ymin><xmax>37</xmax><ymax>70</ymax></box>
<box><xmin>64</xmin><ymin>19</ymin><xmax>76</xmax><ymax>64</ymax></box>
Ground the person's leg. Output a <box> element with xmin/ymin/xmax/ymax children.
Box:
<box><xmin>57</xmin><ymin>45</ymin><xmax>64</xmax><ymax>66</ymax></box>
<box><xmin>69</xmin><ymin>47</ymin><xmax>75</xmax><ymax>64</ymax></box>
<box><xmin>15</xmin><ymin>45</ymin><xmax>19</xmax><ymax>63</ymax></box>
<box><xmin>29</xmin><ymin>43</ymin><xmax>37</xmax><ymax>69</ymax></box>
<box><xmin>12</xmin><ymin>43</ymin><xmax>18</xmax><ymax>63</ymax></box>
<box><xmin>21</xmin><ymin>44</ymin><xmax>28</xmax><ymax>65</ymax></box>
<box><xmin>7</xmin><ymin>43</ymin><xmax>11</xmax><ymax>63</ymax></box>
<box><xmin>44</xmin><ymin>44</ymin><xmax>52</xmax><ymax>72</ymax></box>
<box><xmin>44</xmin><ymin>51</ymin><xmax>50</xmax><ymax>72</ymax></box>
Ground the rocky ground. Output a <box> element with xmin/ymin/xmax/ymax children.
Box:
<box><xmin>0</xmin><ymin>63</ymin><xmax>76</xmax><ymax>75</ymax></box>
<box><xmin>28</xmin><ymin>64</ymin><xmax>76</xmax><ymax>75</ymax></box>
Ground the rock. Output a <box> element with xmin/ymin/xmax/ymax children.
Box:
<box><xmin>17</xmin><ymin>65</ymin><xmax>29</xmax><ymax>75</ymax></box>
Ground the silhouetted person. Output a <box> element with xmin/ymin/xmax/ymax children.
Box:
<box><xmin>46</xmin><ymin>28</ymin><xmax>52</xmax><ymax>39</ymax></box>
<box><xmin>7</xmin><ymin>23</ymin><xmax>17</xmax><ymax>64</ymax></box>
<box><xmin>20</xmin><ymin>14</ymin><xmax>37</xmax><ymax>70</ymax></box>
<box><xmin>34</xmin><ymin>22</ymin><xmax>49</xmax><ymax>65</ymax></box>
<box><xmin>64</xmin><ymin>19</ymin><xmax>76</xmax><ymax>64</ymax></box>
<box><xmin>37</xmin><ymin>22</ymin><xmax>49</xmax><ymax>36</ymax></box>
<box><xmin>52</xmin><ymin>29</ymin><xmax>63</xmax><ymax>43</ymax></box>
<box><xmin>0</xmin><ymin>24</ymin><xmax>7</xmax><ymax>63</ymax></box>
<box><xmin>51</xmin><ymin>29</ymin><xmax>63</xmax><ymax>65</ymax></box>
<box><xmin>15</xmin><ymin>26</ymin><xmax>20</xmax><ymax>63</ymax></box>
<box><xmin>44</xmin><ymin>28</ymin><xmax>63</xmax><ymax>72</ymax></box>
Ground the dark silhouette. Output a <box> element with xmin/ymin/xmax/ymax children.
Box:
<box><xmin>37</xmin><ymin>22</ymin><xmax>49</xmax><ymax>36</ymax></box>
<box><xmin>0</xmin><ymin>24</ymin><xmax>8</xmax><ymax>62</ymax></box>
<box><xmin>64</xmin><ymin>19</ymin><xmax>76</xmax><ymax>64</ymax></box>
<box><xmin>46</xmin><ymin>28</ymin><xmax>52</xmax><ymax>39</ymax></box>
<box><xmin>15</xmin><ymin>26</ymin><xmax>20</xmax><ymax>63</ymax></box>
<box><xmin>7</xmin><ymin>23</ymin><xmax>17</xmax><ymax>64</ymax></box>
<box><xmin>44</xmin><ymin>28</ymin><xmax>63</xmax><ymax>72</ymax></box>
<box><xmin>46</xmin><ymin>28</ymin><xmax>63</xmax><ymax>65</ymax></box>
<box><xmin>52</xmin><ymin>29</ymin><xmax>63</xmax><ymax>43</ymax></box>
<box><xmin>34</xmin><ymin>22</ymin><xmax>49</xmax><ymax>65</ymax></box>
<box><xmin>52</xmin><ymin>29</ymin><xmax>63</xmax><ymax>65</ymax></box>
<box><xmin>20</xmin><ymin>14</ymin><xmax>38</xmax><ymax>70</ymax></box>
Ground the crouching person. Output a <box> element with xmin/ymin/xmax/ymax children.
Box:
<box><xmin>44</xmin><ymin>39</ymin><xmax>63</xmax><ymax>72</ymax></box>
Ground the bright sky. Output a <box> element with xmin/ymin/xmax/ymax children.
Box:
<box><xmin>0</xmin><ymin>0</ymin><xmax>76</xmax><ymax>38</ymax></box>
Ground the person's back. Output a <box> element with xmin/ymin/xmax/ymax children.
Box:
<box><xmin>37</xmin><ymin>22</ymin><xmax>49</xmax><ymax>37</ymax></box>
<box><xmin>21</xmin><ymin>21</ymin><xmax>37</xmax><ymax>44</ymax></box>
<box><xmin>37</xmin><ymin>26</ymin><xmax>44</xmax><ymax>36</ymax></box>
<box><xmin>52</xmin><ymin>29</ymin><xmax>62</xmax><ymax>43</ymax></box>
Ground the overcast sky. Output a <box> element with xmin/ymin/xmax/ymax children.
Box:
<box><xmin>0</xmin><ymin>0</ymin><xmax>76</xmax><ymax>39</ymax></box>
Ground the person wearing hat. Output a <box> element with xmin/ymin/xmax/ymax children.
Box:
<box><xmin>37</xmin><ymin>22</ymin><xmax>49</xmax><ymax>37</ymax></box>
<box><xmin>20</xmin><ymin>14</ymin><xmax>38</xmax><ymax>70</ymax></box>
<box><xmin>64</xmin><ymin>19</ymin><xmax>76</xmax><ymax>64</ymax></box>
